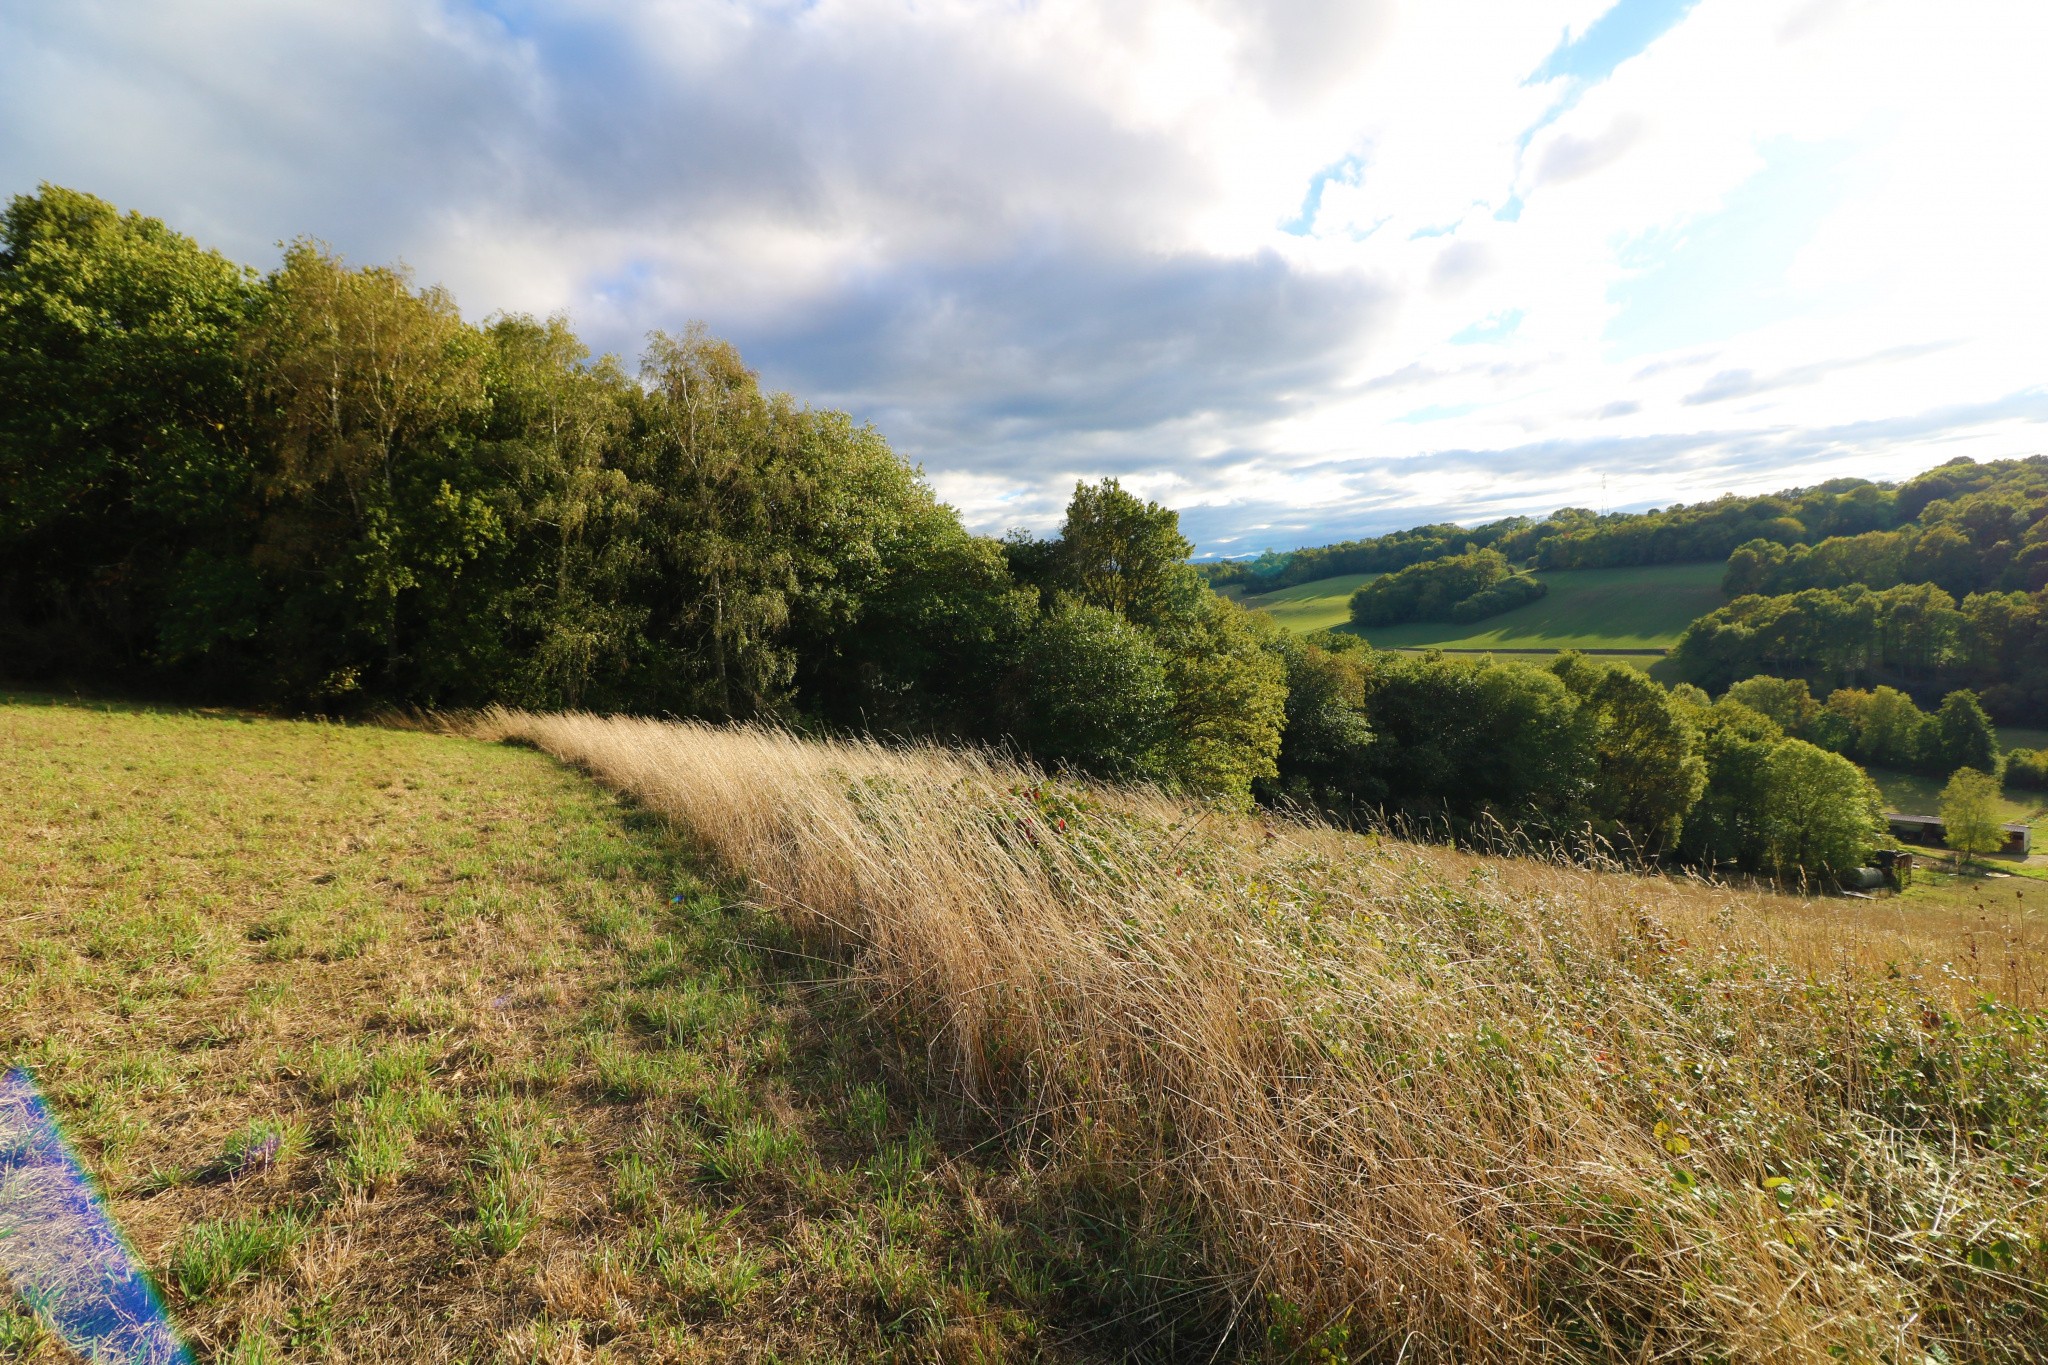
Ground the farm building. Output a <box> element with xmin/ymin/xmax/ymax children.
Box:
<box><xmin>1886</xmin><ymin>812</ymin><xmax>2031</xmax><ymax>856</ymax></box>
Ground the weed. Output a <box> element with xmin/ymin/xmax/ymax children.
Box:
<box><xmin>865</xmin><ymin>1125</ymin><xmax>935</xmax><ymax>1199</ymax></box>
<box><xmin>330</xmin><ymin>1098</ymin><xmax>413</xmax><ymax>1195</ymax></box>
<box><xmin>841</xmin><ymin>1082</ymin><xmax>889</xmax><ymax>1144</ymax></box>
<box><xmin>693</xmin><ymin>1118</ymin><xmax>812</xmax><ymax>1191</ymax></box>
<box><xmin>169</xmin><ymin>1209</ymin><xmax>310</xmax><ymax>1300</ymax></box>
<box><xmin>219</xmin><ymin>1117</ymin><xmax>306</xmax><ymax>1178</ymax></box>
<box><xmin>612</xmin><ymin>1151</ymin><xmax>662</xmax><ymax>1216</ymax></box>
<box><xmin>457</xmin><ymin>1172</ymin><xmax>539</xmax><ymax>1258</ymax></box>
<box><xmin>0</xmin><ymin>1302</ymin><xmax>49</xmax><ymax>1357</ymax></box>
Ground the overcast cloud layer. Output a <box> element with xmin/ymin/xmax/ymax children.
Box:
<box><xmin>5</xmin><ymin>0</ymin><xmax>2045</xmax><ymax>553</ymax></box>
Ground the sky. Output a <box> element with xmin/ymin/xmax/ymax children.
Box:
<box><xmin>4</xmin><ymin>0</ymin><xmax>2046</xmax><ymax>556</ymax></box>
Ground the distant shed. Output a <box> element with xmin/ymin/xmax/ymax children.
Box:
<box><xmin>1886</xmin><ymin>812</ymin><xmax>2031</xmax><ymax>856</ymax></box>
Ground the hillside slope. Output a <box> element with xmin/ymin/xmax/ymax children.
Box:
<box><xmin>6</xmin><ymin>698</ymin><xmax>2045</xmax><ymax>1363</ymax></box>
<box><xmin>1236</xmin><ymin>561</ymin><xmax>1725</xmax><ymax>648</ymax></box>
<box><xmin>473</xmin><ymin>709</ymin><xmax>2047</xmax><ymax>1364</ymax></box>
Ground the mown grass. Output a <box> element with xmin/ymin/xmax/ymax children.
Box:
<box><xmin>473</xmin><ymin>710</ymin><xmax>2048</xmax><ymax>1365</ymax></box>
<box><xmin>1235</xmin><ymin>562</ymin><xmax>1725</xmax><ymax>647</ymax></box>
<box><xmin>0</xmin><ymin>696</ymin><xmax>1096</xmax><ymax>1362</ymax></box>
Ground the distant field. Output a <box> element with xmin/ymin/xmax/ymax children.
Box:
<box><xmin>1228</xmin><ymin>572</ymin><xmax>1378</xmax><ymax>630</ymax></box>
<box><xmin>1867</xmin><ymin>764</ymin><xmax>2048</xmax><ymax>874</ymax></box>
<box><xmin>1869</xmin><ymin>765</ymin><xmax>2047</xmax><ymax>823</ymax></box>
<box><xmin>1234</xmin><ymin>561</ymin><xmax>1726</xmax><ymax>650</ymax></box>
<box><xmin>2001</xmin><ymin>726</ymin><xmax>2048</xmax><ymax>752</ymax></box>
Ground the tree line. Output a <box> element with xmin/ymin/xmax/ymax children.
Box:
<box><xmin>1205</xmin><ymin>478</ymin><xmax>1907</xmax><ymax>593</ymax></box>
<box><xmin>1267</xmin><ymin>639</ymin><xmax>1890</xmax><ymax>875</ymax></box>
<box><xmin>1669</xmin><ymin>581</ymin><xmax>2048</xmax><ymax>722</ymax></box>
<box><xmin>0</xmin><ymin>185</ymin><xmax>1930</xmax><ymax>879</ymax></box>
<box><xmin>1209</xmin><ymin>453</ymin><xmax>2048</xmax><ymax>600</ymax></box>
<box><xmin>1723</xmin><ymin>460</ymin><xmax>2048</xmax><ymax>602</ymax></box>
<box><xmin>0</xmin><ymin>186</ymin><xmax>1288</xmax><ymax>801</ymax></box>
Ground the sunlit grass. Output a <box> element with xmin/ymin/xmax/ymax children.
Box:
<box><xmin>0</xmin><ymin>697</ymin><xmax>1070</xmax><ymax>1360</ymax></box>
<box><xmin>471</xmin><ymin>707</ymin><xmax>2048</xmax><ymax>1364</ymax></box>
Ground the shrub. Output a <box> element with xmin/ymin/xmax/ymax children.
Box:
<box><xmin>1348</xmin><ymin>548</ymin><xmax>1524</xmax><ymax>626</ymax></box>
<box><xmin>2007</xmin><ymin>747</ymin><xmax>2048</xmax><ymax>791</ymax></box>
<box><xmin>1447</xmin><ymin>572</ymin><xmax>1546</xmax><ymax>622</ymax></box>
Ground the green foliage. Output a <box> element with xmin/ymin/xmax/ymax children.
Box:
<box><xmin>1723</xmin><ymin>456</ymin><xmax>2048</xmax><ymax>600</ymax></box>
<box><xmin>170</xmin><ymin>1209</ymin><xmax>310</xmax><ymax>1300</ymax></box>
<box><xmin>1673</xmin><ymin>699</ymin><xmax>1785</xmax><ymax>870</ymax></box>
<box><xmin>0</xmin><ymin>184</ymin><xmax>255</xmax><ymax>681</ymax></box>
<box><xmin>1021</xmin><ymin>599</ymin><xmax>1175</xmax><ymax>780</ymax></box>
<box><xmin>1265</xmin><ymin>646</ymin><xmax>1886</xmax><ymax>877</ymax></box>
<box><xmin>1827</xmin><ymin>685</ymin><xmax>1936</xmax><ymax>771</ymax></box>
<box><xmin>1208</xmin><ymin>475</ymin><xmax>1896</xmax><ymax>593</ymax></box>
<box><xmin>1939</xmin><ymin>768</ymin><xmax>2006</xmax><ymax>861</ymax></box>
<box><xmin>1305</xmin><ymin>651</ymin><xmax>1594</xmax><ymax>836</ymax></box>
<box><xmin>1676</xmin><ymin>560</ymin><xmax>2048</xmax><ymax>726</ymax></box>
<box><xmin>1448</xmin><ymin>569</ymin><xmax>1547</xmax><ymax>621</ymax></box>
<box><xmin>2006</xmin><ymin>747</ymin><xmax>2048</xmax><ymax>792</ymax></box>
<box><xmin>1671</xmin><ymin>695</ymin><xmax>1875</xmax><ymax>875</ymax></box>
<box><xmin>0</xmin><ymin>188</ymin><xmax>1291</xmax><ymax>799</ymax></box>
<box><xmin>1053</xmin><ymin>477</ymin><xmax>1206</xmax><ymax>630</ymax></box>
<box><xmin>1261</xmin><ymin>635</ymin><xmax>1375</xmax><ymax>815</ymax></box>
<box><xmin>1723</xmin><ymin>675</ymin><xmax>1822</xmax><ymax>736</ymax></box>
<box><xmin>1932</xmin><ymin>689</ymin><xmax>1999</xmax><ymax>774</ymax></box>
<box><xmin>1157</xmin><ymin>597</ymin><xmax>1288</xmax><ymax>803</ymax></box>
<box><xmin>1551</xmin><ymin>655</ymin><xmax>1705</xmax><ymax>853</ymax></box>
<box><xmin>1758</xmin><ymin>741</ymin><xmax>1888</xmax><ymax>878</ymax></box>
<box><xmin>1347</xmin><ymin>547</ymin><xmax>1535</xmax><ymax>627</ymax></box>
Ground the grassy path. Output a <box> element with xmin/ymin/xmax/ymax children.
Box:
<box><xmin>0</xmin><ymin>698</ymin><xmax>1087</xmax><ymax>1363</ymax></box>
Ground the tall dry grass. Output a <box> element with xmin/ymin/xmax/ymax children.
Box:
<box><xmin>471</xmin><ymin>709</ymin><xmax>2048</xmax><ymax>1363</ymax></box>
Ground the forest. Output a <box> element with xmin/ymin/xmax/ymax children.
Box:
<box><xmin>1202</xmin><ymin>476</ymin><xmax>1902</xmax><ymax>592</ymax></box>
<box><xmin>4</xmin><ymin>184</ymin><xmax>2037</xmax><ymax>880</ymax></box>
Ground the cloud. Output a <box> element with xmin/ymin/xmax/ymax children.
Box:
<box><xmin>3</xmin><ymin>0</ymin><xmax>2045</xmax><ymax>553</ymax></box>
<box><xmin>1536</xmin><ymin>115</ymin><xmax>1642</xmax><ymax>185</ymax></box>
<box><xmin>1681</xmin><ymin>344</ymin><xmax>1955</xmax><ymax>405</ymax></box>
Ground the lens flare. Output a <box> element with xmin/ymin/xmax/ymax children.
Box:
<box><xmin>0</xmin><ymin>1068</ymin><xmax>191</xmax><ymax>1365</ymax></box>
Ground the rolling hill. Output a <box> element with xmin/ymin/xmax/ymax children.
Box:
<box><xmin>1234</xmin><ymin>561</ymin><xmax>1727</xmax><ymax>650</ymax></box>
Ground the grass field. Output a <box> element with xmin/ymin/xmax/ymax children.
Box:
<box><xmin>1869</xmin><ymin>766</ymin><xmax>2048</xmax><ymax>825</ymax></box>
<box><xmin>2001</xmin><ymin>726</ymin><xmax>2048</xmax><ymax>752</ymax></box>
<box><xmin>1233</xmin><ymin>562</ymin><xmax>1726</xmax><ymax>649</ymax></box>
<box><xmin>0</xmin><ymin>697</ymin><xmax>1087</xmax><ymax>1362</ymax></box>
<box><xmin>468</xmin><ymin>710</ymin><xmax>2047</xmax><ymax>1364</ymax></box>
<box><xmin>8</xmin><ymin>698</ymin><xmax>2048</xmax><ymax>1363</ymax></box>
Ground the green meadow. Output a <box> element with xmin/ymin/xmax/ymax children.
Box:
<box><xmin>1233</xmin><ymin>561</ymin><xmax>1727</xmax><ymax>650</ymax></box>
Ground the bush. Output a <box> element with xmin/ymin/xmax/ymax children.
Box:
<box><xmin>1448</xmin><ymin>573</ymin><xmax>1546</xmax><ymax>622</ymax></box>
<box><xmin>1348</xmin><ymin>548</ymin><xmax>1537</xmax><ymax>627</ymax></box>
<box><xmin>1023</xmin><ymin>599</ymin><xmax>1175</xmax><ymax>779</ymax></box>
<box><xmin>2007</xmin><ymin>747</ymin><xmax>2048</xmax><ymax>792</ymax></box>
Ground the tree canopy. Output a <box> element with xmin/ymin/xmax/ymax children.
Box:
<box><xmin>0</xmin><ymin>184</ymin><xmax>1923</xmax><ymax>877</ymax></box>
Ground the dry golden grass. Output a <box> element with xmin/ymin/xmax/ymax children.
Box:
<box><xmin>470</xmin><ymin>709</ymin><xmax>2048</xmax><ymax>1364</ymax></box>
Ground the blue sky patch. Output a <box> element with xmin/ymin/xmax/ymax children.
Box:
<box><xmin>1397</xmin><ymin>401</ymin><xmax>1480</xmax><ymax>424</ymax></box>
<box><xmin>1533</xmin><ymin>0</ymin><xmax>1702</xmax><ymax>86</ymax></box>
<box><xmin>1604</xmin><ymin>138</ymin><xmax>1853</xmax><ymax>357</ymax></box>
<box><xmin>1451</xmin><ymin>310</ymin><xmax>1525</xmax><ymax>345</ymax></box>
<box><xmin>1282</xmin><ymin>155</ymin><xmax>1366</xmax><ymax>236</ymax></box>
